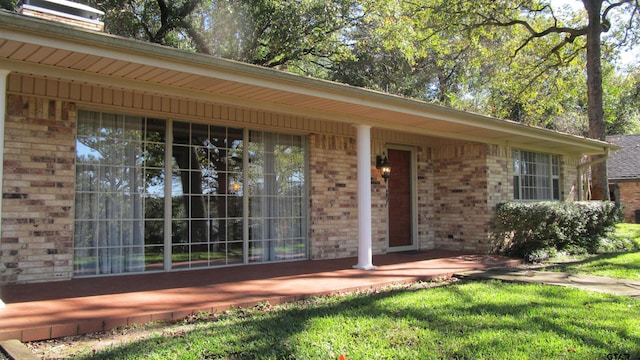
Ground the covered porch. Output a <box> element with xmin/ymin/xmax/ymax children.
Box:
<box><xmin>0</xmin><ymin>10</ymin><xmax>612</xmax><ymax>287</ymax></box>
<box><xmin>0</xmin><ymin>250</ymin><xmax>519</xmax><ymax>342</ymax></box>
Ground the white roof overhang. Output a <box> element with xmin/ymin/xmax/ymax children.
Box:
<box><xmin>0</xmin><ymin>10</ymin><xmax>613</xmax><ymax>155</ymax></box>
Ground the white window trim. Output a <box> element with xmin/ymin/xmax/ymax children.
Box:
<box><xmin>513</xmin><ymin>149</ymin><xmax>561</xmax><ymax>201</ymax></box>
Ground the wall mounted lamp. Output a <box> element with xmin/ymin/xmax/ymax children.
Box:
<box><xmin>376</xmin><ymin>154</ymin><xmax>392</xmax><ymax>183</ymax></box>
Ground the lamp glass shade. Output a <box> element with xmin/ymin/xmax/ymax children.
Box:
<box><xmin>376</xmin><ymin>155</ymin><xmax>391</xmax><ymax>181</ymax></box>
<box><xmin>380</xmin><ymin>165</ymin><xmax>391</xmax><ymax>180</ymax></box>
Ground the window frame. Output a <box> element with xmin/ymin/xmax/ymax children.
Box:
<box><xmin>74</xmin><ymin>110</ymin><xmax>309</xmax><ymax>276</ymax></box>
<box><xmin>512</xmin><ymin>149</ymin><xmax>561</xmax><ymax>201</ymax></box>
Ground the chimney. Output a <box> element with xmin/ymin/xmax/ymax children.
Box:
<box><xmin>18</xmin><ymin>0</ymin><xmax>104</xmax><ymax>32</ymax></box>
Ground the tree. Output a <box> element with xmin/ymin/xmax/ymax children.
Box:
<box><xmin>337</xmin><ymin>1</ymin><xmax>592</xmax><ymax>127</ymax></box>
<box><xmin>0</xmin><ymin>0</ymin><xmax>14</xmax><ymax>11</ymax></box>
<box><xmin>94</xmin><ymin>0</ymin><xmax>361</xmax><ymax>69</ymax></box>
<box><xmin>486</xmin><ymin>0</ymin><xmax>639</xmax><ymax>200</ymax></box>
<box><xmin>383</xmin><ymin>0</ymin><xmax>640</xmax><ymax>200</ymax></box>
<box><xmin>195</xmin><ymin>0</ymin><xmax>361</xmax><ymax>69</ymax></box>
<box><xmin>93</xmin><ymin>0</ymin><xmax>210</xmax><ymax>53</ymax></box>
<box><xmin>605</xmin><ymin>67</ymin><xmax>640</xmax><ymax>134</ymax></box>
<box><xmin>329</xmin><ymin>1</ymin><xmax>515</xmax><ymax>109</ymax></box>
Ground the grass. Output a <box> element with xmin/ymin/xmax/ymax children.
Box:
<box><xmin>548</xmin><ymin>251</ymin><xmax>640</xmax><ymax>280</ymax></box>
<box><xmin>541</xmin><ymin>223</ymin><xmax>640</xmax><ymax>280</ymax></box>
<box><xmin>609</xmin><ymin>223</ymin><xmax>640</xmax><ymax>249</ymax></box>
<box><xmin>33</xmin><ymin>224</ymin><xmax>640</xmax><ymax>358</ymax></box>
<box><xmin>63</xmin><ymin>280</ymin><xmax>639</xmax><ymax>360</ymax></box>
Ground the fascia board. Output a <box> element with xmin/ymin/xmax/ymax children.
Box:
<box><xmin>0</xmin><ymin>58</ymin><xmax>502</xmax><ymax>144</ymax></box>
<box><xmin>4</xmin><ymin>58</ymin><xmax>610</xmax><ymax>157</ymax></box>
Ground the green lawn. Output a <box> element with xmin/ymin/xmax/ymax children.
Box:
<box><xmin>543</xmin><ymin>223</ymin><xmax>640</xmax><ymax>280</ymax></box>
<box><xmin>610</xmin><ymin>223</ymin><xmax>640</xmax><ymax>250</ymax></box>
<box><xmin>35</xmin><ymin>224</ymin><xmax>640</xmax><ymax>359</ymax></box>
<box><xmin>550</xmin><ymin>251</ymin><xmax>640</xmax><ymax>280</ymax></box>
<box><xmin>77</xmin><ymin>280</ymin><xmax>639</xmax><ymax>360</ymax></box>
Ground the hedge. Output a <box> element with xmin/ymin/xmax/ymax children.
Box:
<box><xmin>494</xmin><ymin>201</ymin><xmax>621</xmax><ymax>262</ymax></box>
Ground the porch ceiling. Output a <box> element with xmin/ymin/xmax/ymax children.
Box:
<box><xmin>0</xmin><ymin>11</ymin><xmax>611</xmax><ymax>155</ymax></box>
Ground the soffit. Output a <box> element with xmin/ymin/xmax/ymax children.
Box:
<box><xmin>0</xmin><ymin>11</ymin><xmax>611</xmax><ymax>155</ymax></box>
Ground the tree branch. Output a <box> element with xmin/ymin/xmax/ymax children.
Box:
<box><xmin>602</xmin><ymin>0</ymin><xmax>634</xmax><ymax>24</ymax></box>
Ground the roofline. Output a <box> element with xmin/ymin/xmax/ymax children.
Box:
<box><xmin>0</xmin><ymin>10</ymin><xmax>614</xmax><ymax>154</ymax></box>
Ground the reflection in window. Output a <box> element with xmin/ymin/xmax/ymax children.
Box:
<box><xmin>171</xmin><ymin>122</ymin><xmax>244</xmax><ymax>268</ymax></box>
<box><xmin>513</xmin><ymin>150</ymin><xmax>560</xmax><ymax>201</ymax></box>
<box><xmin>248</xmin><ymin>131</ymin><xmax>307</xmax><ymax>262</ymax></box>
<box><xmin>74</xmin><ymin>110</ymin><xmax>307</xmax><ymax>276</ymax></box>
<box><xmin>75</xmin><ymin>111</ymin><xmax>166</xmax><ymax>275</ymax></box>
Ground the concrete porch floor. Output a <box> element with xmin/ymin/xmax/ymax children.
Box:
<box><xmin>0</xmin><ymin>250</ymin><xmax>519</xmax><ymax>342</ymax></box>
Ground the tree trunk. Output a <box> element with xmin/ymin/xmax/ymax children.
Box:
<box><xmin>584</xmin><ymin>0</ymin><xmax>609</xmax><ymax>200</ymax></box>
<box><xmin>173</xmin><ymin>146</ymin><xmax>208</xmax><ymax>241</ymax></box>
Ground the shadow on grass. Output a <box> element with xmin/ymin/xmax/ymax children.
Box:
<box><xmin>544</xmin><ymin>252</ymin><xmax>640</xmax><ymax>278</ymax></box>
<box><xmin>84</xmin><ymin>280</ymin><xmax>640</xmax><ymax>360</ymax></box>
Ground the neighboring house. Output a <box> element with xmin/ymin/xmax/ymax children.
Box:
<box><xmin>0</xmin><ymin>3</ymin><xmax>613</xmax><ymax>287</ymax></box>
<box><xmin>607</xmin><ymin>134</ymin><xmax>640</xmax><ymax>223</ymax></box>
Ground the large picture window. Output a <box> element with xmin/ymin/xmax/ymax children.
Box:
<box><xmin>74</xmin><ymin>110</ymin><xmax>307</xmax><ymax>276</ymax></box>
<box><xmin>513</xmin><ymin>150</ymin><xmax>560</xmax><ymax>201</ymax></box>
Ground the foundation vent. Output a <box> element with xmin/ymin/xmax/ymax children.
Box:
<box><xmin>18</xmin><ymin>0</ymin><xmax>104</xmax><ymax>32</ymax></box>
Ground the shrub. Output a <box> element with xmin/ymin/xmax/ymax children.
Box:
<box><xmin>525</xmin><ymin>247</ymin><xmax>558</xmax><ymax>263</ymax></box>
<box><xmin>494</xmin><ymin>201</ymin><xmax>621</xmax><ymax>261</ymax></box>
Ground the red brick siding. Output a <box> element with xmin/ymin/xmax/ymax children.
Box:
<box><xmin>371</xmin><ymin>157</ymin><xmax>389</xmax><ymax>254</ymax></box>
<box><xmin>615</xmin><ymin>181</ymin><xmax>640</xmax><ymax>223</ymax></box>
<box><xmin>562</xmin><ymin>156</ymin><xmax>580</xmax><ymax>201</ymax></box>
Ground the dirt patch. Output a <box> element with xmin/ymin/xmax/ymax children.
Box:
<box><xmin>25</xmin><ymin>318</ymin><xmax>203</xmax><ymax>359</ymax></box>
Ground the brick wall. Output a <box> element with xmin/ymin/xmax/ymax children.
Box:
<box><xmin>308</xmin><ymin>134</ymin><xmax>360</xmax><ymax>259</ymax></box>
<box><xmin>1</xmin><ymin>95</ymin><xmax>76</xmax><ymax>284</ymax></box>
<box><xmin>416</xmin><ymin>146</ymin><xmax>435</xmax><ymax>250</ymax></box>
<box><xmin>370</xmin><ymin>155</ymin><xmax>389</xmax><ymax>255</ymax></box>
<box><xmin>431</xmin><ymin>142</ymin><xmax>493</xmax><ymax>252</ymax></box>
<box><xmin>486</xmin><ymin>145</ymin><xmax>512</xmax><ymax>252</ymax></box>
<box><xmin>307</xmin><ymin>133</ymin><xmax>512</xmax><ymax>256</ymax></box>
<box><xmin>562</xmin><ymin>155</ymin><xmax>580</xmax><ymax>201</ymax></box>
<box><xmin>615</xmin><ymin>181</ymin><xmax>640</xmax><ymax>223</ymax></box>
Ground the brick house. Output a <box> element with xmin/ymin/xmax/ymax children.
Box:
<box><xmin>0</xmin><ymin>6</ymin><xmax>614</xmax><ymax>291</ymax></box>
<box><xmin>607</xmin><ymin>134</ymin><xmax>640</xmax><ymax>223</ymax></box>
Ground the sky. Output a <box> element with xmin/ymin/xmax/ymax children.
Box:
<box><xmin>552</xmin><ymin>0</ymin><xmax>638</xmax><ymax>67</ymax></box>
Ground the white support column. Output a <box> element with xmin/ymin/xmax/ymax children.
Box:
<box><xmin>0</xmin><ymin>69</ymin><xmax>9</xmax><ymax>308</ymax></box>
<box><xmin>353</xmin><ymin>124</ymin><xmax>376</xmax><ymax>270</ymax></box>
